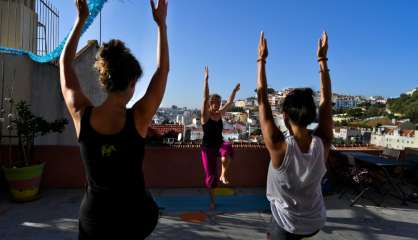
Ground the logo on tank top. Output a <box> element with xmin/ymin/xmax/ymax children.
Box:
<box><xmin>101</xmin><ymin>144</ymin><xmax>117</xmax><ymax>157</ymax></box>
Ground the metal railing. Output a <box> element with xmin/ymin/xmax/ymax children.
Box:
<box><xmin>35</xmin><ymin>0</ymin><xmax>59</xmax><ymax>55</ymax></box>
<box><xmin>0</xmin><ymin>0</ymin><xmax>59</xmax><ymax>55</ymax></box>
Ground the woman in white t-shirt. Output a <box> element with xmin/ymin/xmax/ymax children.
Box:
<box><xmin>256</xmin><ymin>32</ymin><xmax>333</xmax><ymax>240</ymax></box>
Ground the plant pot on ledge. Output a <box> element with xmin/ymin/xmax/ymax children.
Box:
<box><xmin>3</xmin><ymin>162</ymin><xmax>45</xmax><ymax>202</ymax></box>
<box><xmin>1</xmin><ymin>100</ymin><xmax>67</xmax><ymax>202</ymax></box>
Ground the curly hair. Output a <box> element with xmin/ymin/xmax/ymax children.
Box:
<box><xmin>94</xmin><ymin>39</ymin><xmax>142</xmax><ymax>92</ymax></box>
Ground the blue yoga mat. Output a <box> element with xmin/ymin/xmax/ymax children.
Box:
<box><xmin>155</xmin><ymin>195</ymin><xmax>269</xmax><ymax>213</ymax></box>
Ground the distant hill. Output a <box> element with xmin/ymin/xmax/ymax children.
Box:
<box><xmin>349</xmin><ymin>117</ymin><xmax>392</xmax><ymax>128</ymax></box>
<box><xmin>387</xmin><ymin>90</ymin><xmax>418</xmax><ymax>123</ymax></box>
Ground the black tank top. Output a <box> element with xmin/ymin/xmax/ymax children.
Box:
<box><xmin>78</xmin><ymin>106</ymin><xmax>146</xmax><ymax>195</ymax></box>
<box><xmin>202</xmin><ymin>118</ymin><xmax>224</xmax><ymax>148</ymax></box>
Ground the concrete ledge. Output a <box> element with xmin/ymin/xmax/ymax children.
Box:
<box><xmin>1</xmin><ymin>145</ymin><xmax>271</xmax><ymax>188</ymax></box>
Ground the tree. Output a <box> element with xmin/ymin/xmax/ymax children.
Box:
<box><xmin>251</xmin><ymin>128</ymin><xmax>262</xmax><ymax>136</ymax></box>
<box><xmin>229</xmin><ymin>106</ymin><xmax>245</xmax><ymax>112</ymax></box>
<box><xmin>162</xmin><ymin>119</ymin><xmax>173</xmax><ymax>124</ymax></box>
<box><xmin>387</xmin><ymin>92</ymin><xmax>418</xmax><ymax>123</ymax></box>
<box><xmin>345</xmin><ymin>108</ymin><xmax>363</xmax><ymax>118</ymax></box>
<box><xmin>254</xmin><ymin>87</ymin><xmax>276</xmax><ymax>94</ymax></box>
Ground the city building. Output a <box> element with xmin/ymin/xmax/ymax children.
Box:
<box><xmin>333</xmin><ymin>127</ymin><xmax>362</xmax><ymax>142</ymax></box>
<box><xmin>406</xmin><ymin>87</ymin><xmax>418</xmax><ymax>96</ymax></box>
<box><xmin>234</xmin><ymin>100</ymin><xmax>246</xmax><ymax>108</ymax></box>
<box><xmin>188</xmin><ymin>127</ymin><xmax>204</xmax><ymax>141</ymax></box>
<box><xmin>223</xmin><ymin>129</ymin><xmax>240</xmax><ymax>141</ymax></box>
<box><xmin>334</xmin><ymin>96</ymin><xmax>357</xmax><ymax>109</ymax></box>
<box><xmin>268</xmin><ymin>93</ymin><xmax>283</xmax><ymax>109</ymax></box>
<box><xmin>371</xmin><ymin>126</ymin><xmax>418</xmax><ymax>150</ymax></box>
<box><xmin>333</xmin><ymin>114</ymin><xmax>353</xmax><ymax>123</ymax></box>
<box><xmin>333</xmin><ymin>126</ymin><xmax>373</xmax><ymax>144</ymax></box>
<box><xmin>368</xmin><ymin>96</ymin><xmax>387</xmax><ymax>105</ymax></box>
<box><xmin>245</xmin><ymin>97</ymin><xmax>257</xmax><ymax>107</ymax></box>
<box><xmin>148</xmin><ymin>124</ymin><xmax>185</xmax><ymax>144</ymax></box>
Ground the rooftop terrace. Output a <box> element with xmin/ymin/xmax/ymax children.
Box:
<box><xmin>1</xmin><ymin>187</ymin><xmax>418</xmax><ymax>240</ymax></box>
<box><xmin>1</xmin><ymin>145</ymin><xmax>418</xmax><ymax>239</ymax></box>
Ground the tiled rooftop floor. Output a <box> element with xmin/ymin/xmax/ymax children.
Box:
<box><xmin>0</xmin><ymin>188</ymin><xmax>418</xmax><ymax>240</ymax></box>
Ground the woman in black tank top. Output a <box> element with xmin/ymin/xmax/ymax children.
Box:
<box><xmin>59</xmin><ymin>1</ymin><xmax>169</xmax><ymax>239</ymax></box>
<box><xmin>201</xmin><ymin>66</ymin><xmax>240</xmax><ymax>209</ymax></box>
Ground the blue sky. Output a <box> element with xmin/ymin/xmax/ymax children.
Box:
<box><xmin>54</xmin><ymin>0</ymin><xmax>418</xmax><ymax>108</ymax></box>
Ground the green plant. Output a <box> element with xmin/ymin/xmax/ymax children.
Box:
<box><xmin>7</xmin><ymin>100</ymin><xmax>67</xmax><ymax>168</ymax></box>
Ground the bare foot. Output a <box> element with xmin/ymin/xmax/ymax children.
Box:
<box><xmin>219</xmin><ymin>175</ymin><xmax>230</xmax><ymax>185</ymax></box>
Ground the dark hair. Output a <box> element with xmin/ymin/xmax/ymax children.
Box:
<box><xmin>282</xmin><ymin>88</ymin><xmax>316</xmax><ymax>127</ymax></box>
<box><xmin>209</xmin><ymin>94</ymin><xmax>221</xmax><ymax>102</ymax></box>
<box><xmin>94</xmin><ymin>39</ymin><xmax>142</xmax><ymax>92</ymax></box>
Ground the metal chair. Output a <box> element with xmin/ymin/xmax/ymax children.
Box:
<box><xmin>401</xmin><ymin>148</ymin><xmax>418</xmax><ymax>180</ymax></box>
<box><xmin>380</xmin><ymin>148</ymin><xmax>401</xmax><ymax>160</ymax></box>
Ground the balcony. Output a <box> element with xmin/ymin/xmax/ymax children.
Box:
<box><xmin>0</xmin><ymin>145</ymin><xmax>418</xmax><ymax>239</ymax></box>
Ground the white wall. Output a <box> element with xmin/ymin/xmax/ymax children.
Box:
<box><xmin>0</xmin><ymin>41</ymin><xmax>106</xmax><ymax>146</ymax></box>
<box><xmin>0</xmin><ymin>1</ymin><xmax>37</xmax><ymax>52</ymax></box>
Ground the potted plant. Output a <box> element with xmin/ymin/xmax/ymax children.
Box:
<box><xmin>2</xmin><ymin>100</ymin><xmax>67</xmax><ymax>202</ymax></box>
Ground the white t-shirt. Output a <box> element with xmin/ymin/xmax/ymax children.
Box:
<box><xmin>266</xmin><ymin>136</ymin><xmax>327</xmax><ymax>235</ymax></box>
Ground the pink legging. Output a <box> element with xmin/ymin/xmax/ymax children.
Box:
<box><xmin>201</xmin><ymin>142</ymin><xmax>233</xmax><ymax>188</ymax></box>
<box><xmin>201</xmin><ymin>147</ymin><xmax>221</xmax><ymax>188</ymax></box>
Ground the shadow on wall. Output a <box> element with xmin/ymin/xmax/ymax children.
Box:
<box><xmin>0</xmin><ymin>40</ymin><xmax>104</xmax><ymax>147</ymax></box>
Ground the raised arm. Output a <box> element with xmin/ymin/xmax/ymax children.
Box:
<box><xmin>313</xmin><ymin>32</ymin><xmax>333</xmax><ymax>159</ymax></box>
<box><xmin>256</xmin><ymin>32</ymin><xmax>287</xmax><ymax>169</ymax></box>
<box><xmin>59</xmin><ymin>0</ymin><xmax>92</xmax><ymax>138</ymax></box>
<box><xmin>220</xmin><ymin>83</ymin><xmax>240</xmax><ymax>113</ymax></box>
<box><xmin>133</xmin><ymin>0</ymin><xmax>169</xmax><ymax>136</ymax></box>
<box><xmin>201</xmin><ymin>66</ymin><xmax>210</xmax><ymax>124</ymax></box>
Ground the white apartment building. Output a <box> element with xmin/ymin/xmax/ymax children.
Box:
<box><xmin>334</xmin><ymin>96</ymin><xmax>357</xmax><ymax>109</ymax></box>
<box><xmin>189</xmin><ymin>128</ymin><xmax>204</xmax><ymax>141</ymax></box>
<box><xmin>333</xmin><ymin>127</ymin><xmax>362</xmax><ymax>141</ymax></box>
<box><xmin>406</xmin><ymin>88</ymin><xmax>418</xmax><ymax>96</ymax></box>
<box><xmin>371</xmin><ymin>126</ymin><xmax>418</xmax><ymax>150</ymax></box>
<box><xmin>234</xmin><ymin>100</ymin><xmax>246</xmax><ymax>108</ymax></box>
<box><xmin>368</xmin><ymin>96</ymin><xmax>387</xmax><ymax>105</ymax></box>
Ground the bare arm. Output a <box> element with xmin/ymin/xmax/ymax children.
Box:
<box><xmin>256</xmin><ymin>32</ymin><xmax>287</xmax><ymax>169</ymax></box>
<box><xmin>59</xmin><ymin>0</ymin><xmax>92</xmax><ymax>138</ymax></box>
<box><xmin>220</xmin><ymin>83</ymin><xmax>240</xmax><ymax>113</ymax></box>
<box><xmin>133</xmin><ymin>0</ymin><xmax>169</xmax><ymax>137</ymax></box>
<box><xmin>201</xmin><ymin>66</ymin><xmax>210</xmax><ymax>124</ymax></box>
<box><xmin>313</xmin><ymin>32</ymin><xmax>333</xmax><ymax>159</ymax></box>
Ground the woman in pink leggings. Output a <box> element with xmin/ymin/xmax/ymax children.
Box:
<box><xmin>201</xmin><ymin>66</ymin><xmax>239</xmax><ymax>210</ymax></box>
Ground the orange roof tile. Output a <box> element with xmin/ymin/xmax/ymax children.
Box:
<box><xmin>149</xmin><ymin>124</ymin><xmax>184</xmax><ymax>136</ymax></box>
